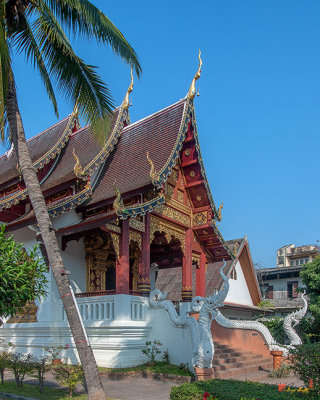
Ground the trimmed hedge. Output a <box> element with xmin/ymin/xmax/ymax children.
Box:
<box><xmin>170</xmin><ymin>380</ymin><xmax>313</xmax><ymax>400</ymax></box>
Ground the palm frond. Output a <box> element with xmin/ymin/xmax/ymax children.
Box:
<box><xmin>32</xmin><ymin>4</ymin><xmax>113</xmax><ymax>124</ymax></box>
<box><xmin>11</xmin><ymin>13</ymin><xmax>59</xmax><ymax>117</ymax></box>
<box><xmin>44</xmin><ymin>0</ymin><xmax>141</xmax><ymax>76</ymax></box>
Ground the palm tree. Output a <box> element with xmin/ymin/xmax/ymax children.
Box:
<box><xmin>0</xmin><ymin>1</ymin><xmax>141</xmax><ymax>399</ymax></box>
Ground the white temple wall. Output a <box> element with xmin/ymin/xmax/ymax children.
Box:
<box><xmin>0</xmin><ymin>295</ymin><xmax>193</xmax><ymax>369</ymax></box>
<box><xmin>225</xmin><ymin>260</ymin><xmax>254</xmax><ymax>307</ymax></box>
<box><xmin>146</xmin><ymin>307</ymin><xmax>193</xmax><ymax>370</ymax></box>
<box><xmin>61</xmin><ymin>238</ymin><xmax>87</xmax><ymax>293</ymax></box>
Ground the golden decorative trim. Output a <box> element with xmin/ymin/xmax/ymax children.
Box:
<box><xmin>104</xmin><ymin>223</ymin><xmax>121</xmax><ymax>234</ymax></box>
<box><xmin>122</xmin><ymin>67</ymin><xmax>134</xmax><ymax>110</ymax></box>
<box><xmin>166</xmin><ymin>197</ymin><xmax>192</xmax><ymax>215</ymax></box>
<box><xmin>177</xmin><ymin>190</ymin><xmax>184</xmax><ymax>203</ymax></box>
<box><xmin>110</xmin><ymin>233</ymin><xmax>120</xmax><ymax>259</ymax></box>
<box><xmin>184</xmin><ymin>149</ymin><xmax>191</xmax><ymax>157</ymax></box>
<box><xmin>193</xmin><ymin>211</ymin><xmax>208</xmax><ymax>227</ymax></box>
<box><xmin>7</xmin><ymin>301</ymin><xmax>38</xmax><ymax>323</ymax></box>
<box><xmin>187</xmin><ymin>49</ymin><xmax>202</xmax><ymax>100</ymax></box>
<box><xmin>112</xmin><ymin>180</ymin><xmax>125</xmax><ymax>215</ymax></box>
<box><xmin>157</xmin><ymin>204</ymin><xmax>190</xmax><ymax>227</ymax></box>
<box><xmin>196</xmin><ymin>195</ymin><xmax>202</xmax><ymax>202</ymax></box>
<box><xmin>129</xmin><ymin>219</ymin><xmax>145</xmax><ymax>232</ymax></box>
<box><xmin>73</xmin><ymin>148</ymin><xmax>87</xmax><ymax>180</ymax></box>
<box><xmin>150</xmin><ymin>215</ymin><xmax>185</xmax><ymax>252</ymax></box>
<box><xmin>192</xmin><ymin>254</ymin><xmax>200</xmax><ymax>264</ymax></box>
<box><xmin>147</xmin><ymin>151</ymin><xmax>160</xmax><ymax>186</ymax></box>
<box><xmin>130</xmin><ymin>230</ymin><xmax>142</xmax><ymax>249</ymax></box>
<box><xmin>190</xmin><ymin>170</ymin><xmax>195</xmax><ymax>178</ymax></box>
<box><xmin>215</xmin><ymin>201</ymin><xmax>223</xmax><ymax>222</ymax></box>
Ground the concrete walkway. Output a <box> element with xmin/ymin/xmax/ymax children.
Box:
<box><xmin>2</xmin><ymin>369</ymin><xmax>306</xmax><ymax>400</ymax></box>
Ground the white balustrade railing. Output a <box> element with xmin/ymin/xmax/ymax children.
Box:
<box><xmin>60</xmin><ymin>295</ymin><xmax>115</xmax><ymax>322</ymax></box>
<box><xmin>130</xmin><ymin>297</ymin><xmax>146</xmax><ymax>321</ymax></box>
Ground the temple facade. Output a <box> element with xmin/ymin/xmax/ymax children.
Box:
<box><xmin>0</xmin><ymin>58</ymin><xmax>264</xmax><ymax>369</ymax></box>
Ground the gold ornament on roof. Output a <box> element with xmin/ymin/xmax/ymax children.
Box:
<box><xmin>147</xmin><ymin>151</ymin><xmax>160</xmax><ymax>186</ymax></box>
<box><xmin>188</xmin><ymin>49</ymin><xmax>202</xmax><ymax>100</ymax></box>
<box><xmin>215</xmin><ymin>201</ymin><xmax>223</xmax><ymax>222</ymax></box>
<box><xmin>122</xmin><ymin>67</ymin><xmax>134</xmax><ymax>110</ymax></box>
<box><xmin>112</xmin><ymin>180</ymin><xmax>125</xmax><ymax>215</ymax></box>
<box><xmin>73</xmin><ymin>148</ymin><xmax>87</xmax><ymax>180</ymax></box>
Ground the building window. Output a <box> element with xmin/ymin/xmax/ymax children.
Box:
<box><xmin>290</xmin><ymin>260</ymin><xmax>294</xmax><ymax>266</ymax></box>
<box><xmin>278</xmin><ymin>256</ymin><xmax>284</xmax><ymax>265</ymax></box>
<box><xmin>305</xmin><ymin>258</ymin><xmax>309</xmax><ymax>264</ymax></box>
<box><xmin>230</xmin><ymin>268</ymin><xmax>237</xmax><ymax>280</ymax></box>
<box><xmin>287</xmin><ymin>281</ymin><xmax>298</xmax><ymax>298</ymax></box>
<box><xmin>268</xmin><ymin>285</ymin><xmax>274</xmax><ymax>299</ymax></box>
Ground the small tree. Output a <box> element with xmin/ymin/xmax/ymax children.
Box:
<box><xmin>31</xmin><ymin>356</ymin><xmax>51</xmax><ymax>393</ymax></box>
<box><xmin>141</xmin><ymin>340</ymin><xmax>162</xmax><ymax>364</ymax></box>
<box><xmin>0</xmin><ymin>351</ymin><xmax>10</xmax><ymax>384</ymax></box>
<box><xmin>300</xmin><ymin>256</ymin><xmax>320</xmax><ymax>319</ymax></box>
<box><xmin>0</xmin><ymin>225</ymin><xmax>47</xmax><ymax>323</ymax></box>
<box><xmin>8</xmin><ymin>353</ymin><xmax>34</xmax><ymax>387</ymax></box>
<box><xmin>55</xmin><ymin>365</ymin><xmax>84</xmax><ymax>397</ymax></box>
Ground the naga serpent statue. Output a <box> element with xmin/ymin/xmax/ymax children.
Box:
<box><xmin>283</xmin><ymin>291</ymin><xmax>308</xmax><ymax>348</ymax></box>
<box><xmin>150</xmin><ymin>262</ymin><xmax>230</xmax><ymax>368</ymax></box>
<box><xmin>149</xmin><ymin>289</ymin><xmax>200</xmax><ymax>367</ymax></box>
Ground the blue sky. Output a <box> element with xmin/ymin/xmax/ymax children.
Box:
<box><xmin>2</xmin><ymin>0</ymin><xmax>320</xmax><ymax>267</ymax></box>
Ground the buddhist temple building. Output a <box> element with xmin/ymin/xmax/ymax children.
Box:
<box><xmin>0</xmin><ymin>55</ymin><xmax>266</xmax><ymax>373</ymax></box>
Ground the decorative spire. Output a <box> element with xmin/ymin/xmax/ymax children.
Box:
<box><xmin>112</xmin><ymin>180</ymin><xmax>125</xmax><ymax>215</ymax></box>
<box><xmin>187</xmin><ymin>49</ymin><xmax>202</xmax><ymax>100</ymax></box>
<box><xmin>122</xmin><ymin>67</ymin><xmax>134</xmax><ymax>110</ymax></box>
<box><xmin>215</xmin><ymin>201</ymin><xmax>223</xmax><ymax>222</ymax></box>
<box><xmin>73</xmin><ymin>148</ymin><xmax>87</xmax><ymax>180</ymax></box>
<box><xmin>146</xmin><ymin>151</ymin><xmax>160</xmax><ymax>186</ymax></box>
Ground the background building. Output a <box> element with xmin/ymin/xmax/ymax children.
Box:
<box><xmin>256</xmin><ymin>244</ymin><xmax>319</xmax><ymax>315</ymax></box>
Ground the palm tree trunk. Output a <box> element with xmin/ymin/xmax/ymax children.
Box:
<box><xmin>6</xmin><ymin>76</ymin><xmax>106</xmax><ymax>400</ymax></box>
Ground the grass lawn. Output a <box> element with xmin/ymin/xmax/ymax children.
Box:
<box><xmin>98</xmin><ymin>361</ymin><xmax>193</xmax><ymax>377</ymax></box>
<box><xmin>0</xmin><ymin>382</ymin><xmax>117</xmax><ymax>400</ymax></box>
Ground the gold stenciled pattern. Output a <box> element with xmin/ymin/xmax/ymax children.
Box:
<box><xmin>157</xmin><ymin>204</ymin><xmax>190</xmax><ymax>227</ymax></box>
<box><xmin>193</xmin><ymin>212</ymin><xmax>207</xmax><ymax>226</ymax></box>
<box><xmin>110</xmin><ymin>233</ymin><xmax>120</xmax><ymax>258</ymax></box>
<box><xmin>130</xmin><ymin>231</ymin><xmax>142</xmax><ymax>248</ymax></box>
<box><xmin>177</xmin><ymin>190</ymin><xmax>184</xmax><ymax>203</ymax></box>
<box><xmin>150</xmin><ymin>216</ymin><xmax>185</xmax><ymax>253</ymax></box>
<box><xmin>129</xmin><ymin>219</ymin><xmax>145</xmax><ymax>232</ymax></box>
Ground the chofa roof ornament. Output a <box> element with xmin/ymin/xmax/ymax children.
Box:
<box><xmin>187</xmin><ymin>49</ymin><xmax>202</xmax><ymax>100</ymax></box>
<box><xmin>146</xmin><ymin>151</ymin><xmax>161</xmax><ymax>187</ymax></box>
<box><xmin>122</xmin><ymin>67</ymin><xmax>134</xmax><ymax>110</ymax></box>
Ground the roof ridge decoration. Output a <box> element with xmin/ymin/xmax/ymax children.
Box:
<box><xmin>34</xmin><ymin>110</ymin><xmax>79</xmax><ymax>170</ymax></box>
<box><xmin>73</xmin><ymin>148</ymin><xmax>89</xmax><ymax>180</ymax></box>
<box><xmin>82</xmin><ymin>71</ymin><xmax>133</xmax><ymax>178</ymax></box>
<box><xmin>0</xmin><ymin>112</ymin><xmax>78</xmax><ymax>212</ymax></box>
<box><xmin>121</xmin><ymin>67</ymin><xmax>134</xmax><ymax>110</ymax></box>
<box><xmin>48</xmin><ymin>180</ymin><xmax>92</xmax><ymax>217</ymax></box>
<box><xmin>187</xmin><ymin>49</ymin><xmax>202</xmax><ymax>100</ymax></box>
<box><xmin>146</xmin><ymin>151</ymin><xmax>161</xmax><ymax>187</ymax></box>
<box><xmin>112</xmin><ymin>180</ymin><xmax>126</xmax><ymax>217</ymax></box>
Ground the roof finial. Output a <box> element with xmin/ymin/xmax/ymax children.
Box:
<box><xmin>112</xmin><ymin>180</ymin><xmax>125</xmax><ymax>215</ymax></box>
<box><xmin>187</xmin><ymin>49</ymin><xmax>202</xmax><ymax>100</ymax></box>
<box><xmin>147</xmin><ymin>151</ymin><xmax>160</xmax><ymax>186</ymax></box>
<box><xmin>215</xmin><ymin>201</ymin><xmax>223</xmax><ymax>222</ymax></box>
<box><xmin>122</xmin><ymin>67</ymin><xmax>134</xmax><ymax>110</ymax></box>
<box><xmin>73</xmin><ymin>148</ymin><xmax>87</xmax><ymax>180</ymax></box>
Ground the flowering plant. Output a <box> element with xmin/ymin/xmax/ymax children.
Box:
<box><xmin>44</xmin><ymin>344</ymin><xmax>70</xmax><ymax>359</ymax></box>
<box><xmin>203</xmin><ymin>392</ymin><xmax>216</xmax><ymax>400</ymax></box>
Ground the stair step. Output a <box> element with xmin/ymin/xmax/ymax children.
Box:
<box><xmin>214</xmin><ymin>362</ymin><xmax>272</xmax><ymax>379</ymax></box>
<box><xmin>213</xmin><ymin>359</ymin><xmax>272</xmax><ymax>372</ymax></box>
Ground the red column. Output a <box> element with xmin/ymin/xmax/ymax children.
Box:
<box><xmin>116</xmin><ymin>219</ymin><xmax>130</xmax><ymax>294</ymax></box>
<box><xmin>196</xmin><ymin>251</ymin><xmax>206</xmax><ymax>297</ymax></box>
<box><xmin>138</xmin><ymin>212</ymin><xmax>151</xmax><ymax>296</ymax></box>
<box><xmin>182</xmin><ymin>228</ymin><xmax>193</xmax><ymax>302</ymax></box>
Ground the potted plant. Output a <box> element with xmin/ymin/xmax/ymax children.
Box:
<box><xmin>44</xmin><ymin>344</ymin><xmax>69</xmax><ymax>365</ymax></box>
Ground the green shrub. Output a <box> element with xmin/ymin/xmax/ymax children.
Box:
<box><xmin>260</xmin><ymin>317</ymin><xmax>286</xmax><ymax>344</ymax></box>
<box><xmin>269</xmin><ymin>362</ymin><xmax>291</xmax><ymax>378</ymax></box>
<box><xmin>290</xmin><ymin>343</ymin><xmax>320</xmax><ymax>395</ymax></box>
<box><xmin>141</xmin><ymin>340</ymin><xmax>162</xmax><ymax>364</ymax></box>
<box><xmin>30</xmin><ymin>355</ymin><xmax>51</xmax><ymax>393</ymax></box>
<box><xmin>170</xmin><ymin>379</ymin><xmax>309</xmax><ymax>400</ymax></box>
<box><xmin>55</xmin><ymin>365</ymin><xmax>84</xmax><ymax>397</ymax></box>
